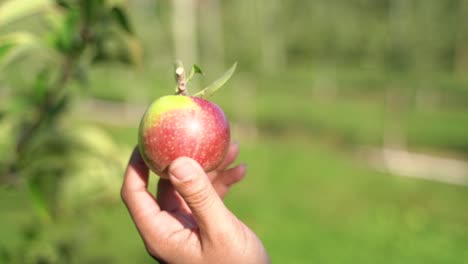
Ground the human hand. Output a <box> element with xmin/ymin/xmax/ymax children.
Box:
<box><xmin>121</xmin><ymin>143</ymin><xmax>270</xmax><ymax>264</ymax></box>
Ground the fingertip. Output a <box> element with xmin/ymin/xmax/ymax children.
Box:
<box><xmin>233</xmin><ymin>163</ymin><xmax>248</xmax><ymax>181</ymax></box>
<box><xmin>122</xmin><ymin>146</ymin><xmax>150</xmax><ymax>195</ymax></box>
<box><xmin>221</xmin><ymin>163</ymin><xmax>247</xmax><ymax>186</ymax></box>
<box><xmin>218</xmin><ymin>141</ymin><xmax>241</xmax><ymax>170</ymax></box>
<box><xmin>128</xmin><ymin>146</ymin><xmax>148</xmax><ymax>172</ymax></box>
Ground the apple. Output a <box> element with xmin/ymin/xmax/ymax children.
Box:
<box><xmin>138</xmin><ymin>95</ymin><xmax>230</xmax><ymax>175</ymax></box>
<box><xmin>138</xmin><ymin>62</ymin><xmax>236</xmax><ymax>177</ymax></box>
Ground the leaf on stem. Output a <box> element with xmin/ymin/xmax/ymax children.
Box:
<box><xmin>186</xmin><ymin>64</ymin><xmax>204</xmax><ymax>83</ymax></box>
<box><xmin>194</xmin><ymin>62</ymin><xmax>237</xmax><ymax>99</ymax></box>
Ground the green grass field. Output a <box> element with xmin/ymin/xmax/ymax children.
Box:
<box><xmin>2</xmin><ymin>66</ymin><xmax>468</xmax><ymax>263</ymax></box>
<box><xmin>3</xmin><ymin>125</ymin><xmax>467</xmax><ymax>263</ymax></box>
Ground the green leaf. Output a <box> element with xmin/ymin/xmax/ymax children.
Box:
<box><xmin>54</xmin><ymin>8</ymin><xmax>80</xmax><ymax>54</ymax></box>
<box><xmin>104</xmin><ymin>0</ymin><xmax>126</xmax><ymax>8</ymax></box>
<box><xmin>33</xmin><ymin>69</ymin><xmax>51</xmax><ymax>104</ymax></box>
<box><xmin>124</xmin><ymin>35</ymin><xmax>142</xmax><ymax>66</ymax></box>
<box><xmin>194</xmin><ymin>62</ymin><xmax>237</xmax><ymax>99</ymax></box>
<box><xmin>0</xmin><ymin>32</ymin><xmax>37</xmax><ymax>46</ymax></box>
<box><xmin>0</xmin><ymin>43</ymin><xmax>14</xmax><ymax>59</ymax></box>
<box><xmin>55</xmin><ymin>0</ymin><xmax>71</xmax><ymax>9</ymax></box>
<box><xmin>27</xmin><ymin>175</ymin><xmax>52</xmax><ymax>224</ymax></box>
<box><xmin>0</xmin><ymin>32</ymin><xmax>38</xmax><ymax>67</ymax></box>
<box><xmin>186</xmin><ymin>64</ymin><xmax>204</xmax><ymax>83</ymax></box>
<box><xmin>5</xmin><ymin>97</ymin><xmax>31</xmax><ymax>115</ymax></box>
<box><xmin>48</xmin><ymin>95</ymin><xmax>68</xmax><ymax>118</ymax></box>
<box><xmin>0</xmin><ymin>0</ymin><xmax>54</xmax><ymax>28</ymax></box>
<box><xmin>111</xmin><ymin>6</ymin><xmax>133</xmax><ymax>34</ymax></box>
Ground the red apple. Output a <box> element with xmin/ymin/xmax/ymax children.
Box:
<box><xmin>138</xmin><ymin>95</ymin><xmax>230</xmax><ymax>177</ymax></box>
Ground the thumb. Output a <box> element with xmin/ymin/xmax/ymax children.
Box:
<box><xmin>168</xmin><ymin>157</ymin><xmax>229</xmax><ymax>233</ymax></box>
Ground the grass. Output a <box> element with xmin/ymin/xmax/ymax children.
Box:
<box><xmin>3</xmin><ymin>125</ymin><xmax>468</xmax><ymax>263</ymax></box>
<box><xmin>232</xmin><ymin>138</ymin><xmax>468</xmax><ymax>263</ymax></box>
<box><xmin>3</xmin><ymin>64</ymin><xmax>468</xmax><ymax>263</ymax></box>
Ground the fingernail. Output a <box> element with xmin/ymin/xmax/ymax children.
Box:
<box><xmin>169</xmin><ymin>158</ymin><xmax>196</xmax><ymax>182</ymax></box>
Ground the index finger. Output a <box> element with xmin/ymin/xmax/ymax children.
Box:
<box><xmin>121</xmin><ymin>147</ymin><xmax>161</xmax><ymax>223</ymax></box>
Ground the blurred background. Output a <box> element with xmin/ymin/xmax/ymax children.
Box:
<box><xmin>1</xmin><ymin>0</ymin><xmax>468</xmax><ymax>263</ymax></box>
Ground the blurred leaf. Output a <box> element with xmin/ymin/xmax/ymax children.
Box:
<box><xmin>0</xmin><ymin>0</ymin><xmax>54</xmax><ymax>28</ymax></box>
<box><xmin>186</xmin><ymin>64</ymin><xmax>204</xmax><ymax>83</ymax></box>
<box><xmin>0</xmin><ymin>43</ymin><xmax>14</xmax><ymax>59</ymax></box>
<box><xmin>125</xmin><ymin>36</ymin><xmax>143</xmax><ymax>66</ymax></box>
<box><xmin>74</xmin><ymin>65</ymin><xmax>89</xmax><ymax>86</ymax></box>
<box><xmin>33</xmin><ymin>69</ymin><xmax>51</xmax><ymax>104</ymax></box>
<box><xmin>111</xmin><ymin>6</ymin><xmax>133</xmax><ymax>34</ymax></box>
<box><xmin>92</xmin><ymin>35</ymin><xmax>143</xmax><ymax>66</ymax></box>
<box><xmin>0</xmin><ymin>246</ymin><xmax>11</xmax><ymax>264</ymax></box>
<box><xmin>55</xmin><ymin>0</ymin><xmax>71</xmax><ymax>9</ymax></box>
<box><xmin>57</xmin><ymin>125</ymin><xmax>123</xmax><ymax>213</ymax></box>
<box><xmin>27</xmin><ymin>175</ymin><xmax>52</xmax><ymax>224</ymax></box>
<box><xmin>5</xmin><ymin>96</ymin><xmax>31</xmax><ymax>115</ymax></box>
<box><xmin>194</xmin><ymin>62</ymin><xmax>238</xmax><ymax>99</ymax></box>
<box><xmin>0</xmin><ymin>32</ymin><xmax>38</xmax><ymax>67</ymax></box>
<box><xmin>83</xmin><ymin>0</ymin><xmax>105</xmax><ymax>24</ymax></box>
<box><xmin>44</xmin><ymin>4</ymin><xmax>66</xmax><ymax>31</ymax></box>
<box><xmin>48</xmin><ymin>95</ymin><xmax>68</xmax><ymax>119</ymax></box>
<box><xmin>104</xmin><ymin>0</ymin><xmax>126</xmax><ymax>8</ymax></box>
<box><xmin>0</xmin><ymin>116</ymin><xmax>14</xmax><ymax>158</ymax></box>
<box><xmin>54</xmin><ymin>8</ymin><xmax>81</xmax><ymax>54</ymax></box>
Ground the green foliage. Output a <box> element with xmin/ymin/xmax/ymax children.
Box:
<box><xmin>0</xmin><ymin>0</ymin><xmax>139</xmax><ymax>262</ymax></box>
<box><xmin>0</xmin><ymin>0</ymin><xmax>53</xmax><ymax>27</ymax></box>
<box><xmin>0</xmin><ymin>32</ymin><xmax>38</xmax><ymax>68</ymax></box>
<box><xmin>111</xmin><ymin>6</ymin><xmax>134</xmax><ymax>34</ymax></box>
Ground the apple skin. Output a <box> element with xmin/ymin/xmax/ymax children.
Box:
<box><xmin>138</xmin><ymin>95</ymin><xmax>230</xmax><ymax>177</ymax></box>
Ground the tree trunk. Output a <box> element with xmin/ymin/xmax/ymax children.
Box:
<box><xmin>256</xmin><ymin>0</ymin><xmax>286</xmax><ymax>74</ymax></box>
<box><xmin>171</xmin><ymin>0</ymin><xmax>198</xmax><ymax>67</ymax></box>
<box><xmin>199</xmin><ymin>0</ymin><xmax>224</xmax><ymax>71</ymax></box>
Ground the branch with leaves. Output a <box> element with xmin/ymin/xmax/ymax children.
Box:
<box><xmin>1</xmin><ymin>0</ymin><xmax>140</xmax><ymax>181</ymax></box>
<box><xmin>0</xmin><ymin>0</ymin><xmax>141</xmax><ymax>262</ymax></box>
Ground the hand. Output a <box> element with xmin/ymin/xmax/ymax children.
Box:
<box><xmin>121</xmin><ymin>143</ymin><xmax>270</xmax><ymax>264</ymax></box>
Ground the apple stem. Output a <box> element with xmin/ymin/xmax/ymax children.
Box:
<box><xmin>175</xmin><ymin>60</ymin><xmax>188</xmax><ymax>95</ymax></box>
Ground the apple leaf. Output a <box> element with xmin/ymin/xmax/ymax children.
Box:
<box><xmin>0</xmin><ymin>32</ymin><xmax>37</xmax><ymax>68</ymax></box>
<box><xmin>0</xmin><ymin>0</ymin><xmax>53</xmax><ymax>28</ymax></box>
<box><xmin>186</xmin><ymin>64</ymin><xmax>204</xmax><ymax>83</ymax></box>
<box><xmin>111</xmin><ymin>6</ymin><xmax>134</xmax><ymax>34</ymax></box>
<box><xmin>0</xmin><ymin>43</ymin><xmax>14</xmax><ymax>60</ymax></box>
<box><xmin>194</xmin><ymin>62</ymin><xmax>237</xmax><ymax>99</ymax></box>
<box><xmin>27</xmin><ymin>174</ymin><xmax>52</xmax><ymax>224</ymax></box>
